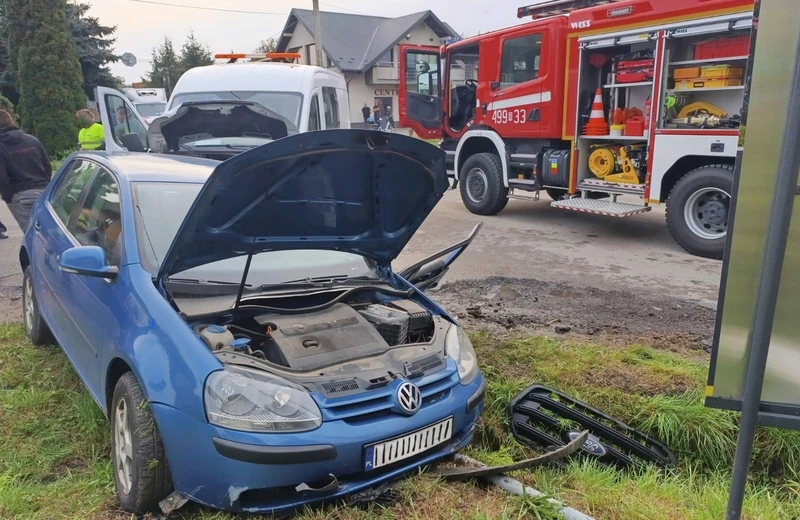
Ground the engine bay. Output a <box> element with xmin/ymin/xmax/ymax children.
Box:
<box><xmin>194</xmin><ymin>298</ymin><xmax>438</xmax><ymax>373</ymax></box>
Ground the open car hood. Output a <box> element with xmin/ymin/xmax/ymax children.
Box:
<box><xmin>157</xmin><ymin>129</ymin><xmax>449</xmax><ymax>280</ymax></box>
<box><xmin>147</xmin><ymin>100</ymin><xmax>298</xmax><ymax>153</ymax></box>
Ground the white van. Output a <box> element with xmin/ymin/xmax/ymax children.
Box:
<box><xmin>93</xmin><ymin>56</ymin><xmax>350</xmax><ymax>155</ymax></box>
<box><xmin>167</xmin><ymin>59</ymin><xmax>350</xmax><ymax>134</ymax></box>
<box><xmin>122</xmin><ymin>87</ymin><xmax>167</xmax><ymax>124</ymax></box>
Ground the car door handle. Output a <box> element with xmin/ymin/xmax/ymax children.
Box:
<box><xmin>34</xmin><ymin>221</ymin><xmax>41</xmax><ymax>232</ymax></box>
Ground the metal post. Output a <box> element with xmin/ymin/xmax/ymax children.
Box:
<box><xmin>725</xmin><ymin>24</ymin><xmax>800</xmax><ymax>520</ymax></box>
<box><xmin>312</xmin><ymin>0</ymin><xmax>324</xmax><ymax>67</ymax></box>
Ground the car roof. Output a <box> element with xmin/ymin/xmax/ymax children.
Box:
<box><xmin>80</xmin><ymin>151</ymin><xmax>218</xmax><ymax>183</ymax></box>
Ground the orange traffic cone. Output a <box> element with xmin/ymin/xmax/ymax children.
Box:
<box><xmin>582</xmin><ymin>88</ymin><xmax>609</xmax><ymax>136</ymax></box>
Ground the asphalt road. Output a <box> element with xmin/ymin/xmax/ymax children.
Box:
<box><xmin>0</xmin><ymin>190</ymin><xmax>723</xmax><ymax>323</ymax></box>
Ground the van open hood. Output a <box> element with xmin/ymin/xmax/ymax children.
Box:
<box><xmin>147</xmin><ymin>100</ymin><xmax>298</xmax><ymax>154</ymax></box>
<box><xmin>157</xmin><ymin>130</ymin><xmax>449</xmax><ymax>280</ymax></box>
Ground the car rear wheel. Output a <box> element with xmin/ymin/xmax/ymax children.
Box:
<box><xmin>112</xmin><ymin>372</ymin><xmax>172</xmax><ymax>514</ymax></box>
<box><xmin>22</xmin><ymin>266</ymin><xmax>52</xmax><ymax>345</ymax></box>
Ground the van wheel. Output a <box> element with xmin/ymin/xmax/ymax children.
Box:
<box><xmin>666</xmin><ymin>164</ymin><xmax>734</xmax><ymax>259</ymax></box>
<box><xmin>459</xmin><ymin>153</ymin><xmax>509</xmax><ymax>215</ymax></box>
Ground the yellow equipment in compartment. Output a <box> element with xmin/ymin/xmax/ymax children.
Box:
<box><xmin>588</xmin><ymin>144</ymin><xmax>646</xmax><ymax>184</ymax></box>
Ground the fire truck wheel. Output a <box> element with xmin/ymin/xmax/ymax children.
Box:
<box><xmin>546</xmin><ymin>188</ymin><xmax>567</xmax><ymax>201</ymax></box>
<box><xmin>666</xmin><ymin>164</ymin><xmax>734</xmax><ymax>260</ymax></box>
<box><xmin>459</xmin><ymin>153</ymin><xmax>509</xmax><ymax>215</ymax></box>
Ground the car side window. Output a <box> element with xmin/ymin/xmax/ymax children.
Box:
<box><xmin>308</xmin><ymin>94</ymin><xmax>321</xmax><ymax>131</ymax></box>
<box><xmin>49</xmin><ymin>160</ymin><xmax>100</xmax><ymax>227</ymax></box>
<box><xmin>72</xmin><ymin>169</ymin><xmax>123</xmax><ymax>266</ymax></box>
<box><xmin>500</xmin><ymin>33</ymin><xmax>542</xmax><ymax>87</ymax></box>
<box><xmin>105</xmin><ymin>93</ymin><xmax>148</xmax><ymax>150</ymax></box>
<box><xmin>322</xmin><ymin>87</ymin><xmax>340</xmax><ymax>129</ymax></box>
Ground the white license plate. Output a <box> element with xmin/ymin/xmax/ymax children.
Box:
<box><xmin>364</xmin><ymin>417</ymin><xmax>453</xmax><ymax>471</ymax></box>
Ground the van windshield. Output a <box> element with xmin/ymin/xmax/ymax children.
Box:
<box><xmin>169</xmin><ymin>91</ymin><xmax>303</xmax><ymax>127</ymax></box>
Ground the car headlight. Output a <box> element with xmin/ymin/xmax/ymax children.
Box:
<box><xmin>204</xmin><ymin>365</ymin><xmax>322</xmax><ymax>433</ymax></box>
<box><xmin>445</xmin><ymin>325</ymin><xmax>478</xmax><ymax>385</ymax></box>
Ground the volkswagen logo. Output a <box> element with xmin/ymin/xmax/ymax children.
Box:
<box><xmin>396</xmin><ymin>381</ymin><xmax>422</xmax><ymax>414</ymax></box>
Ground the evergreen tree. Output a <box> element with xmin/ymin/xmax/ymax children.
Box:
<box><xmin>179</xmin><ymin>31</ymin><xmax>212</xmax><ymax>71</ymax></box>
<box><xmin>1</xmin><ymin>0</ymin><xmax>117</xmax><ymax>104</ymax></box>
<box><xmin>15</xmin><ymin>0</ymin><xmax>85</xmax><ymax>156</ymax></box>
<box><xmin>144</xmin><ymin>36</ymin><xmax>180</xmax><ymax>95</ymax></box>
<box><xmin>66</xmin><ymin>2</ymin><xmax>119</xmax><ymax>99</ymax></box>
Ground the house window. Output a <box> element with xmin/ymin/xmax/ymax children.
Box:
<box><xmin>377</xmin><ymin>48</ymin><xmax>394</xmax><ymax>66</ymax></box>
<box><xmin>500</xmin><ymin>34</ymin><xmax>542</xmax><ymax>87</ymax></box>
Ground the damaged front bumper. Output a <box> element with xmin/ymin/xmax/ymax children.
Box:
<box><xmin>150</xmin><ymin>373</ymin><xmax>484</xmax><ymax>513</ymax></box>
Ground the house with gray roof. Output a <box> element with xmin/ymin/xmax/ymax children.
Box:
<box><xmin>277</xmin><ymin>8</ymin><xmax>458</xmax><ymax>129</ymax></box>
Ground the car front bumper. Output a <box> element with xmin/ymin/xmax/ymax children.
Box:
<box><xmin>151</xmin><ymin>373</ymin><xmax>485</xmax><ymax>513</ymax></box>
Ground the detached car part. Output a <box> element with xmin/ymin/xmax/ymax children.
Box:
<box><xmin>509</xmin><ymin>385</ymin><xmax>676</xmax><ymax>468</ymax></box>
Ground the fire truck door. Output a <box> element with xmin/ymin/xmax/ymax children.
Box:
<box><xmin>399</xmin><ymin>45</ymin><xmax>442</xmax><ymax>139</ymax></box>
<box><xmin>486</xmin><ymin>31</ymin><xmax>546</xmax><ymax>138</ymax></box>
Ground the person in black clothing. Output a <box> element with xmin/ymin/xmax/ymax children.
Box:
<box><xmin>0</xmin><ymin>219</ymin><xmax>7</xmax><ymax>239</ymax></box>
<box><xmin>361</xmin><ymin>103</ymin><xmax>371</xmax><ymax>123</ymax></box>
<box><xmin>0</xmin><ymin>110</ymin><xmax>51</xmax><ymax>233</ymax></box>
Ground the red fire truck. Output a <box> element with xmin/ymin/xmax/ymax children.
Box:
<box><xmin>398</xmin><ymin>0</ymin><xmax>754</xmax><ymax>259</ymax></box>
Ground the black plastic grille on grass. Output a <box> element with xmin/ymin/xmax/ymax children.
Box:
<box><xmin>508</xmin><ymin>385</ymin><xmax>676</xmax><ymax>468</ymax></box>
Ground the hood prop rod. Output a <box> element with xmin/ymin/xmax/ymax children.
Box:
<box><xmin>234</xmin><ymin>237</ymin><xmax>257</xmax><ymax>310</ymax></box>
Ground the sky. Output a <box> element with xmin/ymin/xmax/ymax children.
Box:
<box><xmin>86</xmin><ymin>0</ymin><xmax>539</xmax><ymax>83</ymax></box>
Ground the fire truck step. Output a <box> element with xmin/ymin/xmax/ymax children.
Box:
<box><xmin>579</xmin><ymin>179</ymin><xmax>645</xmax><ymax>196</ymax></box>
<box><xmin>551</xmin><ymin>198</ymin><xmax>651</xmax><ymax>218</ymax></box>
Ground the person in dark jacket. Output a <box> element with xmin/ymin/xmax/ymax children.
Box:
<box><xmin>0</xmin><ymin>110</ymin><xmax>51</xmax><ymax>233</ymax></box>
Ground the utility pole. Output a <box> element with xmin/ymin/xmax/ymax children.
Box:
<box><xmin>312</xmin><ymin>0</ymin><xmax>325</xmax><ymax>67</ymax></box>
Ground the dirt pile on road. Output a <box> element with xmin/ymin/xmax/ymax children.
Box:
<box><xmin>432</xmin><ymin>276</ymin><xmax>716</xmax><ymax>352</ymax></box>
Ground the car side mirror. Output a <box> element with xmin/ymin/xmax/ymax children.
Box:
<box><xmin>490</xmin><ymin>81</ymin><xmax>501</xmax><ymax>90</ymax></box>
<box><xmin>59</xmin><ymin>246</ymin><xmax>118</xmax><ymax>280</ymax></box>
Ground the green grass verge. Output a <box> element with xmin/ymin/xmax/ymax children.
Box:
<box><xmin>1</xmin><ymin>323</ymin><xmax>798</xmax><ymax>519</ymax></box>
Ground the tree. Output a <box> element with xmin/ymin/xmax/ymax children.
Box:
<box><xmin>1</xmin><ymin>0</ymin><xmax>118</xmax><ymax>103</ymax></box>
<box><xmin>66</xmin><ymin>2</ymin><xmax>119</xmax><ymax>100</ymax></box>
<box><xmin>255</xmin><ymin>37</ymin><xmax>278</xmax><ymax>54</ymax></box>
<box><xmin>179</xmin><ymin>31</ymin><xmax>212</xmax><ymax>71</ymax></box>
<box><xmin>144</xmin><ymin>36</ymin><xmax>180</xmax><ymax>96</ymax></box>
<box><xmin>13</xmin><ymin>0</ymin><xmax>86</xmax><ymax>156</ymax></box>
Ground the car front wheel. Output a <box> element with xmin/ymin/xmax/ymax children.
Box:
<box><xmin>112</xmin><ymin>372</ymin><xmax>172</xmax><ymax>514</ymax></box>
<box><xmin>22</xmin><ymin>266</ymin><xmax>52</xmax><ymax>345</ymax></box>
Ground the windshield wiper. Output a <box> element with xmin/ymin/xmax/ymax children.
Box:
<box><xmin>169</xmin><ymin>278</ymin><xmax>250</xmax><ymax>287</ymax></box>
<box><xmin>258</xmin><ymin>275</ymin><xmax>383</xmax><ymax>291</ymax></box>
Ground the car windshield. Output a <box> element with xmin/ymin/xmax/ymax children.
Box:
<box><xmin>182</xmin><ymin>136</ymin><xmax>274</xmax><ymax>148</ymax></box>
<box><xmin>169</xmin><ymin>91</ymin><xmax>303</xmax><ymax>127</ymax></box>
<box><xmin>132</xmin><ymin>181</ymin><xmax>377</xmax><ymax>287</ymax></box>
<box><xmin>135</xmin><ymin>103</ymin><xmax>166</xmax><ymax>117</ymax></box>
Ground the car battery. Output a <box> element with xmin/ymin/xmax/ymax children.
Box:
<box><xmin>541</xmin><ymin>149</ymin><xmax>571</xmax><ymax>188</ymax></box>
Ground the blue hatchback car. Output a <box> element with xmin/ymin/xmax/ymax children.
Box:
<box><xmin>20</xmin><ymin>130</ymin><xmax>485</xmax><ymax>514</ymax></box>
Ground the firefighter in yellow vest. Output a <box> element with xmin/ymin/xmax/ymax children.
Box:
<box><xmin>75</xmin><ymin>109</ymin><xmax>104</xmax><ymax>150</ymax></box>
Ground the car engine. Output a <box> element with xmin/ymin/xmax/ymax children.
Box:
<box><xmin>195</xmin><ymin>299</ymin><xmax>435</xmax><ymax>371</ymax></box>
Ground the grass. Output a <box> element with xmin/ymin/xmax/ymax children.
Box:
<box><xmin>1</xmin><ymin>322</ymin><xmax>798</xmax><ymax>519</ymax></box>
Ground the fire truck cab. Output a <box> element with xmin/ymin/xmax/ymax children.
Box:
<box><xmin>399</xmin><ymin>0</ymin><xmax>754</xmax><ymax>259</ymax></box>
